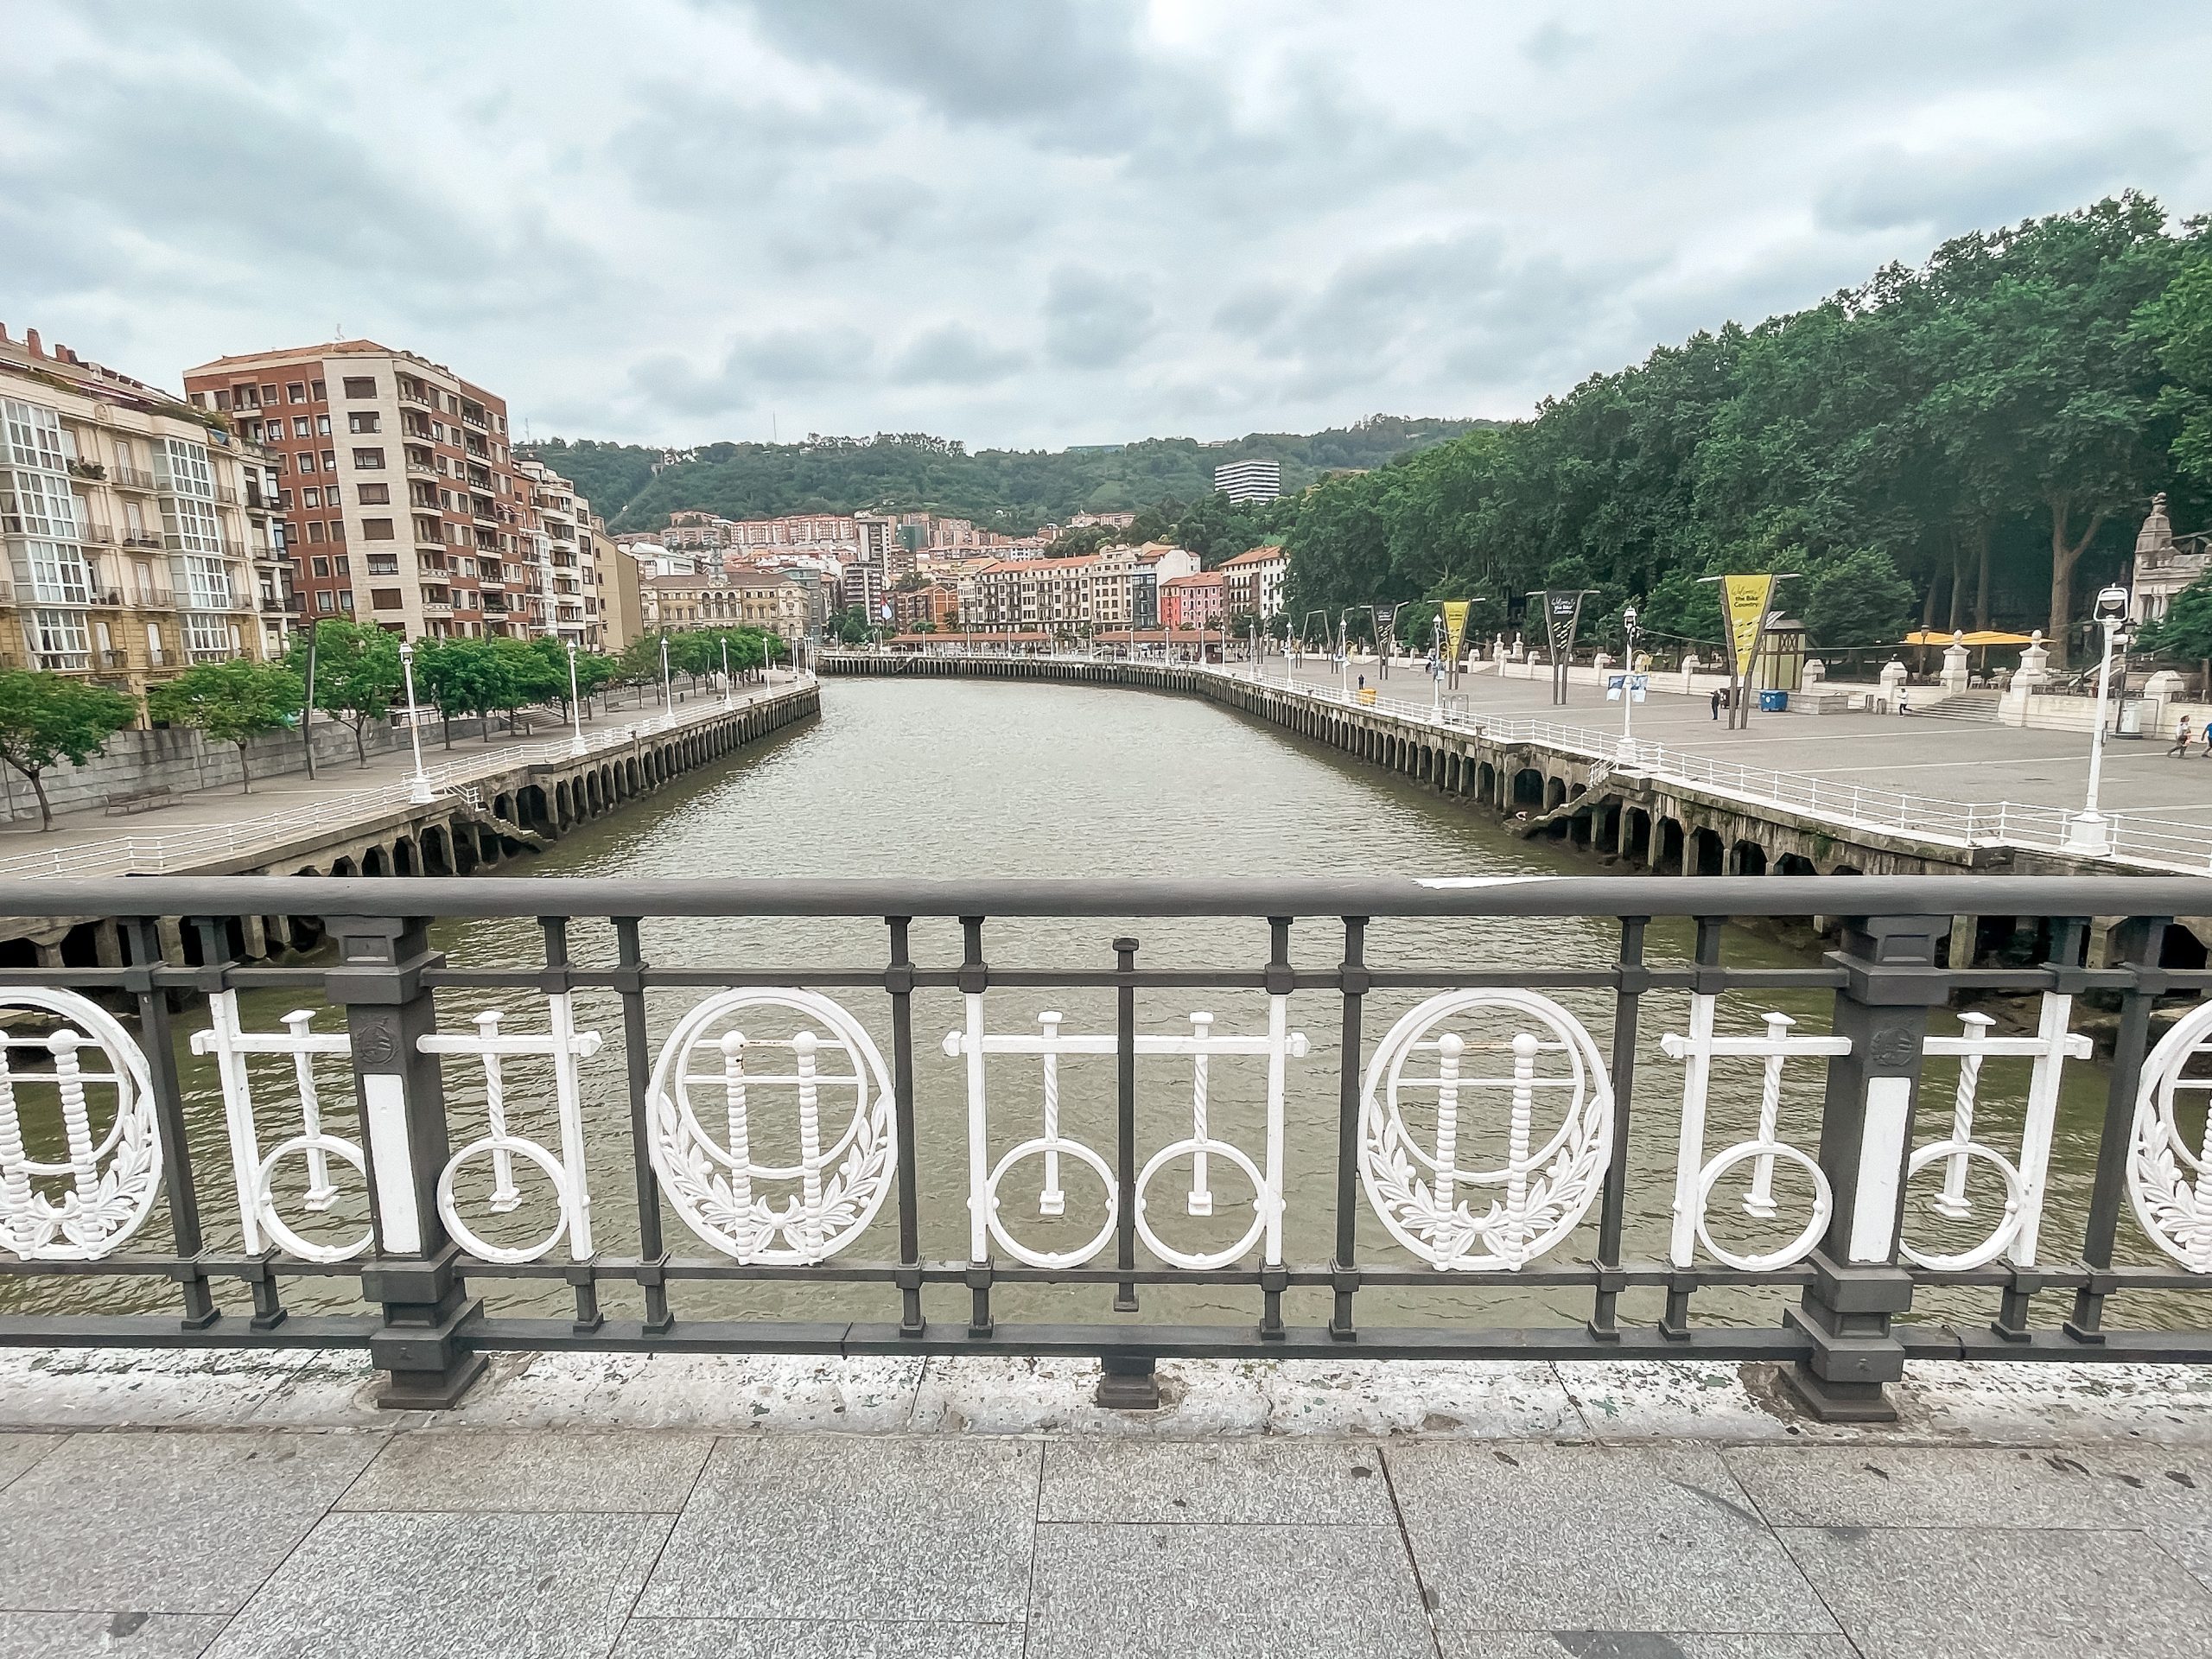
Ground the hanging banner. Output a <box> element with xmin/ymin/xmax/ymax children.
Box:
<box><xmin>1440</xmin><ymin>601</ymin><xmax>1471</xmax><ymax>664</ymax></box>
<box><xmin>1543</xmin><ymin>590</ymin><xmax>1588</xmax><ymax>704</ymax></box>
<box><xmin>1722</xmin><ymin>575</ymin><xmax>1776</xmax><ymax>681</ymax></box>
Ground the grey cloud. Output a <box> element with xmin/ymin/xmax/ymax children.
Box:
<box><xmin>629</xmin><ymin>326</ymin><xmax>874</xmax><ymax>416</ymax></box>
<box><xmin>1214</xmin><ymin>286</ymin><xmax>1292</xmax><ymax>339</ymax></box>
<box><xmin>892</xmin><ymin>323</ymin><xmax>1026</xmax><ymax>386</ymax></box>
<box><xmin>1044</xmin><ymin>268</ymin><xmax>1155</xmax><ymax>371</ymax></box>
<box><xmin>1815</xmin><ymin>132</ymin><xmax>2191</xmax><ymax>235</ymax></box>
<box><xmin>607</xmin><ymin>83</ymin><xmax>880</xmax><ymax>213</ymax></box>
<box><xmin>1522</xmin><ymin>19</ymin><xmax>1598</xmax><ymax>69</ymax></box>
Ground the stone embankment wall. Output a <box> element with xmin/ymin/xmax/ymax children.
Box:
<box><xmin>9</xmin><ymin>682</ymin><xmax>820</xmax><ymax>971</ymax></box>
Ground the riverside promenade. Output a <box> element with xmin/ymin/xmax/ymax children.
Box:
<box><xmin>7</xmin><ymin>1347</ymin><xmax>2212</xmax><ymax>1656</ymax></box>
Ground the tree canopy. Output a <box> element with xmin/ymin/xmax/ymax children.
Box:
<box><xmin>287</xmin><ymin>619</ymin><xmax>401</xmax><ymax>766</ymax></box>
<box><xmin>1281</xmin><ymin>194</ymin><xmax>2212</xmax><ymax>669</ymax></box>
<box><xmin>0</xmin><ymin>672</ymin><xmax>137</xmax><ymax>829</ymax></box>
<box><xmin>146</xmin><ymin>659</ymin><xmax>303</xmax><ymax>793</ymax></box>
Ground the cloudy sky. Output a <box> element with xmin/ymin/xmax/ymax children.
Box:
<box><xmin>7</xmin><ymin>1</ymin><xmax>2211</xmax><ymax>451</ymax></box>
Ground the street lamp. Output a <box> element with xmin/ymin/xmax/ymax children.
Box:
<box><xmin>396</xmin><ymin>639</ymin><xmax>435</xmax><ymax>804</ymax></box>
<box><xmin>659</xmin><ymin>632</ymin><xmax>672</xmax><ymax>714</ymax></box>
<box><xmin>721</xmin><ymin>638</ymin><xmax>733</xmax><ymax>709</ymax></box>
<box><xmin>565</xmin><ymin>639</ymin><xmax>586</xmax><ymax>756</ymax></box>
<box><xmin>1614</xmin><ymin>605</ymin><xmax>1643</xmax><ymax>761</ymax></box>
<box><xmin>2065</xmin><ymin>584</ymin><xmax>2132</xmax><ymax>855</ymax></box>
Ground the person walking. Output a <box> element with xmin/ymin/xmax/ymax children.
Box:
<box><xmin>1709</xmin><ymin>689</ymin><xmax>1722</xmax><ymax>721</ymax></box>
<box><xmin>2172</xmin><ymin>715</ymin><xmax>2196</xmax><ymax>758</ymax></box>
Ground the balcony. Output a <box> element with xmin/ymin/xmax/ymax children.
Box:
<box><xmin>131</xmin><ymin>588</ymin><xmax>180</xmax><ymax>609</ymax></box>
<box><xmin>67</xmin><ymin>459</ymin><xmax>105</xmax><ymax>482</ymax></box>
<box><xmin>405</xmin><ymin>461</ymin><xmax>436</xmax><ymax>480</ymax></box>
<box><xmin>77</xmin><ymin>521</ymin><xmax>114</xmax><ymax>545</ymax></box>
<box><xmin>111</xmin><ymin>465</ymin><xmax>156</xmax><ymax>491</ymax></box>
<box><xmin>213</xmin><ymin>485</ymin><xmax>240</xmax><ymax>505</ymax></box>
<box><xmin>122</xmin><ymin>530</ymin><xmax>162</xmax><ymax>550</ymax></box>
<box><xmin>221</xmin><ymin>539</ymin><xmax>248</xmax><ymax>559</ymax></box>
<box><xmin>86</xmin><ymin>588</ymin><xmax>126</xmax><ymax>607</ymax></box>
<box><xmin>399</xmin><ymin>385</ymin><xmax>435</xmax><ymax>409</ymax></box>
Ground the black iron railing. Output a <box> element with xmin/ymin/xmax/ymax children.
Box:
<box><xmin>0</xmin><ymin>874</ymin><xmax>2205</xmax><ymax>1420</ymax></box>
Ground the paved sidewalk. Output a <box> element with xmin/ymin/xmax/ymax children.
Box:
<box><xmin>6</xmin><ymin>1348</ymin><xmax>2212</xmax><ymax>1656</ymax></box>
<box><xmin>1252</xmin><ymin>658</ymin><xmax>2211</xmax><ymax>830</ymax></box>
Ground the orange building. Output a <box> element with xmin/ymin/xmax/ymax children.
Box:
<box><xmin>1159</xmin><ymin>570</ymin><xmax>1227</xmax><ymax>631</ymax></box>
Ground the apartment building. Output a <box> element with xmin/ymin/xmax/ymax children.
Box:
<box><xmin>1213</xmin><ymin>458</ymin><xmax>1281</xmax><ymax>505</ymax></box>
<box><xmin>1</xmin><ymin>323</ymin><xmax>284</xmax><ymax>712</ymax></box>
<box><xmin>1160</xmin><ymin>570</ymin><xmax>1227</xmax><ymax>630</ymax></box>
<box><xmin>890</xmin><ymin>582</ymin><xmax>958</xmax><ymax>632</ymax></box>
<box><xmin>1218</xmin><ymin>544</ymin><xmax>1287</xmax><ymax>622</ymax></box>
<box><xmin>642</xmin><ymin>567</ymin><xmax>807</xmax><ymax>645</ymax></box>
<box><xmin>183</xmin><ymin>340</ymin><xmax>527</xmax><ymax>641</ymax></box>
<box><xmin>589</xmin><ymin>508</ymin><xmax>644</xmax><ymax>651</ymax></box>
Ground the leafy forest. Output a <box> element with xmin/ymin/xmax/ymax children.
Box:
<box><xmin>1285</xmin><ymin>194</ymin><xmax>2212</xmax><ymax>669</ymax></box>
<box><xmin>524</xmin><ymin>416</ymin><xmax>1486</xmax><ymax>537</ymax></box>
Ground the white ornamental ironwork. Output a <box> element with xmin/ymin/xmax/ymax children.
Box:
<box><xmin>1903</xmin><ymin>1001</ymin><xmax>2090</xmax><ymax>1271</ymax></box>
<box><xmin>1359</xmin><ymin>988</ymin><xmax>1612</xmax><ymax>1271</ymax></box>
<box><xmin>0</xmin><ymin>989</ymin><xmax>161</xmax><ymax>1261</ymax></box>
<box><xmin>418</xmin><ymin>998</ymin><xmax>603</xmax><ymax>1265</ymax></box>
<box><xmin>191</xmin><ymin>992</ymin><xmax>366</xmax><ymax>1262</ymax></box>
<box><xmin>1661</xmin><ymin>996</ymin><xmax>1850</xmax><ymax>1271</ymax></box>
<box><xmin>648</xmin><ymin>988</ymin><xmax>896</xmax><ymax>1263</ymax></box>
<box><xmin>943</xmin><ymin>1000</ymin><xmax>1309</xmax><ymax>1270</ymax></box>
<box><xmin>2128</xmin><ymin>1000</ymin><xmax>2212</xmax><ymax>1271</ymax></box>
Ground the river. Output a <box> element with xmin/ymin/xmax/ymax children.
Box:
<box><xmin>31</xmin><ymin>676</ymin><xmax>2145</xmax><ymax>1334</ymax></box>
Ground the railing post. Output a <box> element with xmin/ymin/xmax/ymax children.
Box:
<box><xmin>322</xmin><ymin>913</ymin><xmax>485</xmax><ymax>1409</ymax></box>
<box><xmin>1783</xmin><ymin>912</ymin><xmax>1946</xmax><ymax>1423</ymax></box>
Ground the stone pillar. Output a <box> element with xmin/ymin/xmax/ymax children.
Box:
<box><xmin>1784</xmin><ymin>913</ymin><xmax>1944</xmax><ymax>1422</ymax></box>
<box><xmin>1802</xmin><ymin>659</ymin><xmax>1826</xmax><ymax>690</ymax></box>
<box><xmin>2142</xmin><ymin>669</ymin><xmax>2184</xmax><ymax>737</ymax></box>
<box><xmin>1939</xmin><ymin>635</ymin><xmax>1971</xmax><ymax>698</ymax></box>
<box><xmin>1878</xmin><ymin>658</ymin><xmax>1908</xmax><ymax>709</ymax></box>
<box><xmin>1681</xmin><ymin>653</ymin><xmax>1700</xmax><ymax>696</ymax></box>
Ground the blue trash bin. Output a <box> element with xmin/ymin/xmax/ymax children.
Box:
<box><xmin>1758</xmin><ymin>690</ymin><xmax>1788</xmax><ymax>713</ymax></box>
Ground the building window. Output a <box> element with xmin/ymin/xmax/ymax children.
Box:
<box><xmin>337</xmin><ymin>590</ymin><xmax>353</xmax><ymax>612</ymax></box>
<box><xmin>21</xmin><ymin>539</ymin><xmax>92</xmax><ymax>603</ymax></box>
<box><xmin>371</xmin><ymin>589</ymin><xmax>404</xmax><ymax>610</ymax></box>
<box><xmin>352</xmin><ymin>448</ymin><xmax>385</xmax><ymax>471</ymax></box>
<box><xmin>307</xmin><ymin>522</ymin><xmax>326</xmax><ymax>543</ymax></box>
<box><xmin>182</xmin><ymin>554</ymin><xmax>232</xmax><ymax>610</ymax></box>
<box><xmin>358</xmin><ymin>483</ymin><xmax>390</xmax><ymax>505</ymax></box>
<box><xmin>321</xmin><ymin>450</ymin><xmax>335</xmax><ymax>469</ymax></box>
<box><xmin>286</xmin><ymin>383</ymin><xmax>305</xmax><ymax>404</ymax></box>
<box><xmin>362</xmin><ymin>518</ymin><xmax>395</xmax><ymax>541</ymax></box>
<box><xmin>297</xmin><ymin>454</ymin><xmax>317</xmax><ymax>474</ymax></box>
<box><xmin>261</xmin><ymin>385</ymin><xmax>279</xmax><ymax>405</ymax></box>
<box><xmin>183</xmin><ymin>613</ymin><xmax>232</xmax><ymax>659</ymax></box>
<box><xmin>342</xmin><ymin>377</ymin><xmax>376</xmax><ymax>399</ymax></box>
<box><xmin>315</xmin><ymin>591</ymin><xmax>337</xmax><ymax>613</ymax></box>
<box><xmin>293</xmin><ymin>417</ymin><xmax>311</xmax><ymax>438</ymax></box>
<box><xmin>311</xmin><ymin>557</ymin><xmax>331</xmax><ymax>577</ymax></box>
<box><xmin>0</xmin><ymin>469</ymin><xmax>78</xmax><ymax>538</ymax></box>
<box><xmin>327</xmin><ymin>520</ymin><xmax>345</xmax><ymax>541</ymax></box>
<box><xmin>310</xmin><ymin>380</ymin><xmax>326</xmax><ymax>401</ymax></box>
<box><xmin>346</xmin><ymin>411</ymin><xmax>380</xmax><ymax>434</ymax></box>
<box><xmin>334</xmin><ymin>556</ymin><xmax>349</xmax><ymax>575</ymax></box>
<box><xmin>29</xmin><ymin>608</ymin><xmax>90</xmax><ymax>668</ymax></box>
<box><xmin>302</xmin><ymin>488</ymin><xmax>321</xmax><ymax>509</ymax></box>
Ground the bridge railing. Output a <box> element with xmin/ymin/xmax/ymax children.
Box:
<box><xmin>0</xmin><ymin>873</ymin><xmax>2205</xmax><ymax>1419</ymax></box>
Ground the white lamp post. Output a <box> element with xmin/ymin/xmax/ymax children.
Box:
<box><xmin>660</xmin><ymin>633</ymin><xmax>672</xmax><ymax>714</ymax></box>
<box><xmin>565</xmin><ymin>640</ymin><xmax>586</xmax><ymax>756</ymax></box>
<box><xmin>1616</xmin><ymin>605</ymin><xmax>1642</xmax><ymax>761</ymax></box>
<box><xmin>397</xmin><ymin>639</ymin><xmax>435</xmax><ymax>804</ymax></box>
<box><xmin>721</xmin><ymin>638</ymin><xmax>734</xmax><ymax>708</ymax></box>
<box><xmin>2064</xmin><ymin>584</ymin><xmax>2132</xmax><ymax>855</ymax></box>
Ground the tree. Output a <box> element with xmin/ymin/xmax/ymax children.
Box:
<box><xmin>147</xmin><ymin>659</ymin><xmax>303</xmax><ymax>794</ymax></box>
<box><xmin>412</xmin><ymin>639</ymin><xmax>512</xmax><ymax>747</ymax></box>
<box><xmin>836</xmin><ymin>607</ymin><xmax>871</xmax><ymax>645</ymax></box>
<box><xmin>2136</xmin><ymin>256</ymin><xmax>2212</xmax><ymax>492</ymax></box>
<box><xmin>285</xmin><ymin>619</ymin><xmax>400</xmax><ymax>767</ymax></box>
<box><xmin>1802</xmin><ymin>549</ymin><xmax>1916</xmax><ymax>651</ymax></box>
<box><xmin>0</xmin><ymin>671</ymin><xmax>137</xmax><ymax>830</ymax></box>
<box><xmin>2138</xmin><ymin>572</ymin><xmax>2212</xmax><ymax>671</ymax></box>
<box><xmin>487</xmin><ymin>637</ymin><xmax>562</xmax><ymax>734</ymax></box>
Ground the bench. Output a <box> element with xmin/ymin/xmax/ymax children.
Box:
<box><xmin>103</xmin><ymin>785</ymin><xmax>174</xmax><ymax>817</ymax></box>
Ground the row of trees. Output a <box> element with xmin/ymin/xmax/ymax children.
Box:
<box><xmin>527</xmin><ymin>416</ymin><xmax>1487</xmax><ymax>533</ymax></box>
<box><xmin>0</xmin><ymin>621</ymin><xmax>788</xmax><ymax>830</ymax></box>
<box><xmin>1284</xmin><ymin>194</ymin><xmax>2212</xmax><ymax>669</ymax></box>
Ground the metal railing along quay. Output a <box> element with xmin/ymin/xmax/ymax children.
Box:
<box><xmin>0</xmin><ymin>873</ymin><xmax>2204</xmax><ymax>1420</ymax></box>
<box><xmin>0</xmin><ymin>678</ymin><xmax>809</xmax><ymax>880</ymax></box>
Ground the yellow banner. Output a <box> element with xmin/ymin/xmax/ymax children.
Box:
<box><xmin>1722</xmin><ymin>575</ymin><xmax>1775</xmax><ymax>679</ymax></box>
<box><xmin>1440</xmin><ymin>600</ymin><xmax>1471</xmax><ymax>662</ymax></box>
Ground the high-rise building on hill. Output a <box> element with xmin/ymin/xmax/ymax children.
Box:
<box><xmin>1212</xmin><ymin>458</ymin><xmax>1281</xmax><ymax>505</ymax></box>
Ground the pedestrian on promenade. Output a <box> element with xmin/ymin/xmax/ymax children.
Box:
<box><xmin>2173</xmin><ymin>716</ymin><xmax>2196</xmax><ymax>758</ymax></box>
<box><xmin>1357</xmin><ymin>674</ymin><xmax>1367</xmax><ymax>693</ymax></box>
<box><xmin>1709</xmin><ymin>690</ymin><xmax>1721</xmax><ymax>721</ymax></box>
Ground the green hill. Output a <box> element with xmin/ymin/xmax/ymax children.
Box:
<box><xmin>524</xmin><ymin>416</ymin><xmax>1490</xmax><ymax>532</ymax></box>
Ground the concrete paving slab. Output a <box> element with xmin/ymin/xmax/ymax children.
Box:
<box><xmin>637</xmin><ymin>1437</ymin><xmax>1039</xmax><ymax>1624</ymax></box>
<box><xmin>1898</xmin><ymin>1359</ymin><xmax>2212</xmax><ymax>1444</ymax></box>
<box><xmin>0</xmin><ymin>1430</ymin><xmax>380</xmax><ymax>1616</ymax></box>
<box><xmin>611</xmin><ymin>1618</ymin><xmax>1026</xmax><ymax>1657</ymax></box>
<box><xmin>1725</xmin><ymin>1442</ymin><xmax>2212</xmax><ymax>1530</ymax></box>
<box><xmin>1038</xmin><ymin>1439</ymin><xmax>1389</xmax><ymax>1524</ymax></box>
<box><xmin>1779</xmin><ymin>1523</ymin><xmax>2212</xmax><ymax>1658</ymax></box>
<box><xmin>1026</xmin><ymin>1521</ymin><xmax>1433</xmax><ymax>1659</ymax></box>
<box><xmin>1445</xmin><ymin>1637</ymin><xmax>1861</xmax><ymax>1658</ymax></box>
<box><xmin>1560</xmin><ymin>1362</ymin><xmax>1814</xmax><ymax>1442</ymax></box>
<box><xmin>0</xmin><ymin>1437</ymin><xmax>60</xmax><ymax>1495</ymax></box>
<box><xmin>0</xmin><ymin>1611</ymin><xmax>228</xmax><ymax>1658</ymax></box>
<box><xmin>205</xmin><ymin>1510</ymin><xmax>670</xmax><ymax>1659</ymax></box>
<box><xmin>336</xmin><ymin>1428</ymin><xmax>713</xmax><ymax>1513</ymax></box>
<box><xmin>1260</xmin><ymin>1358</ymin><xmax>1582</xmax><ymax>1438</ymax></box>
<box><xmin>440</xmin><ymin>1351</ymin><xmax>923</xmax><ymax>1432</ymax></box>
<box><xmin>1389</xmin><ymin>1442</ymin><xmax>1837</xmax><ymax>1637</ymax></box>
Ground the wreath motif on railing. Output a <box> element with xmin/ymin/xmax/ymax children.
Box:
<box><xmin>1359</xmin><ymin>988</ymin><xmax>1612</xmax><ymax>1270</ymax></box>
<box><xmin>0</xmin><ymin>989</ymin><xmax>162</xmax><ymax>1261</ymax></box>
<box><xmin>2128</xmin><ymin>1000</ymin><xmax>2212</xmax><ymax>1271</ymax></box>
<box><xmin>647</xmin><ymin>988</ymin><xmax>897</xmax><ymax>1263</ymax></box>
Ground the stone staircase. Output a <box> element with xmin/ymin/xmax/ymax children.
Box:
<box><xmin>1916</xmin><ymin>690</ymin><xmax>2002</xmax><ymax>723</ymax></box>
